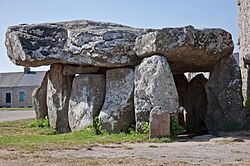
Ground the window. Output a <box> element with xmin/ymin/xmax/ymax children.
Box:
<box><xmin>6</xmin><ymin>93</ymin><xmax>11</xmax><ymax>103</ymax></box>
<box><xmin>19</xmin><ymin>92</ymin><xmax>25</xmax><ymax>102</ymax></box>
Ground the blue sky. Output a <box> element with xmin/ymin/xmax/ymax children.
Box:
<box><xmin>0</xmin><ymin>0</ymin><xmax>238</xmax><ymax>72</ymax></box>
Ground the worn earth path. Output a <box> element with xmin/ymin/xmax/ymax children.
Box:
<box><xmin>0</xmin><ymin>111</ymin><xmax>250</xmax><ymax>165</ymax></box>
<box><xmin>1</xmin><ymin>134</ymin><xmax>250</xmax><ymax>165</ymax></box>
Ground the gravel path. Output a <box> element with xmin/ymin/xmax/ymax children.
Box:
<box><xmin>0</xmin><ymin>110</ymin><xmax>36</xmax><ymax>122</ymax></box>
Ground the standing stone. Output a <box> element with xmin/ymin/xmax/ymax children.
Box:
<box><xmin>47</xmin><ymin>64</ymin><xmax>74</xmax><ymax>133</ymax></box>
<box><xmin>174</xmin><ymin>74</ymin><xmax>189</xmax><ymax>127</ymax></box>
<box><xmin>68</xmin><ymin>74</ymin><xmax>105</xmax><ymax>131</ymax></box>
<box><xmin>149</xmin><ymin>106</ymin><xmax>171</xmax><ymax>138</ymax></box>
<box><xmin>184</xmin><ymin>74</ymin><xmax>208</xmax><ymax>134</ymax></box>
<box><xmin>205</xmin><ymin>55</ymin><xmax>246</xmax><ymax>134</ymax></box>
<box><xmin>32</xmin><ymin>71</ymin><xmax>49</xmax><ymax>119</ymax></box>
<box><xmin>99</xmin><ymin>68</ymin><xmax>134</xmax><ymax>132</ymax></box>
<box><xmin>134</xmin><ymin>55</ymin><xmax>179</xmax><ymax>132</ymax></box>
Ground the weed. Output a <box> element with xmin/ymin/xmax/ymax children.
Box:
<box><xmin>170</xmin><ymin>117</ymin><xmax>185</xmax><ymax>135</ymax></box>
<box><xmin>143</xmin><ymin>122</ymin><xmax>149</xmax><ymax>134</ymax></box>
<box><xmin>244</xmin><ymin>98</ymin><xmax>250</xmax><ymax>112</ymax></box>
<box><xmin>93</xmin><ymin>116</ymin><xmax>102</xmax><ymax>135</ymax></box>
<box><xmin>30</xmin><ymin>116</ymin><xmax>49</xmax><ymax>128</ymax></box>
<box><xmin>223</xmin><ymin>121</ymin><xmax>242</xmax><ymax>132</ymax></box>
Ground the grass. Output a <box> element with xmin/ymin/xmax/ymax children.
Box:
<box><xmin>0</xmin><ymin>107</ymin><xmax>32</xmax><ymax>111</ymax></box>
<box><xmin>0</xmin><ymin>119</ymin><xmax>172</xmax><ymax>151</ymax></box>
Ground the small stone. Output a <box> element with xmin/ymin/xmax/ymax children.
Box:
<box><xmin>149</xmin><ymin>106</ymin><xmax>171</xmax><ymax>137</ymax></box>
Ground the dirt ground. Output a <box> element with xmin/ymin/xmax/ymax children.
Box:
<box><xmin>1</xmin><ymin>134</ymin><xmax>250</xmax><ymax>166</ymax></box>
<box><xmin>0</xmin><ymin>111</ymin><xmax>250</xmax><ymax>166</ymax></box>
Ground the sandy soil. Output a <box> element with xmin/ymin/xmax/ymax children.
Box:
<box><xmin>1</xmin><ymin>134</ymin><xmax>250</xmax><ymax>166</ymax></box>
<box><xmin>0</xmin><ymin>110</ymin><xmax>35</xmax><ymax>122</ymax></box>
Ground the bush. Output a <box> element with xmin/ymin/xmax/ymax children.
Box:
<box><xmin>143</xmin><ymin>122</ymin><xmax>149</xmax><ymax>134</ymax></box>
<box><xmin>30</xmin><ymin>116</ymin><xmax>49</xmax><ymax>128</ymax></box>
<box><xmin>244</xmin><ymin>98</ymin><xmax>250</xmax><ymax>112</ymax></box>
<box><xmin>170</xmin><ymin>117</ymin><xmax>185</xmax><ymax>135</ymax></box>
<box><xmin>223</xmin><ymin>121</ymin><xmax>242</xmax><ymax>132</ymax></box>
<box><xmin>93</xmin><ymin>116</ymin><xmax>102</xmax><ymax>135</ymax></box>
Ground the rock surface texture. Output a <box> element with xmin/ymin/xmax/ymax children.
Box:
<box><xmin>184</xmin><ymin>74</ymin><xmax>208</xmax><ymax>134</ymax></box>
<box><xmin>5</xmin><ymin>19</ymin><xmax>242</xmax><ymax>135</ymax></box>
<box><xmin>68</xmin><ymin>74</ymin><xmax>105</xmax><ymax>131</ymax></box>
<box><xmin>134</xmin><ymin>55</ymin><xmax>179</xmax><ymax>132</ymax></box>
<box><xmin>32</xmin><ymin>71</ymin><xmax>49</xmax><ymax>119</ymax></box>
<box><xmin>238</xmin><ymin>0</ymin><xmax>250</xmax><ymax>98</ymax></box>
<box><xmin>99</xmin><ymin>68</ymin><xmax>135</xmax><ymax>132</ymax></box>
<box><xmin>149</xmin><ymin>106</ymin><xmax>171</xmax><ymax>137</ymax></box>
<box><xmin>134</xmin><ymin>26</ymin><xmax>233</xmax><ymax>73</ymax></box>
<box><xmin>205</xmin><ymin>55</ymin><xmax>246</xmax><ymax>134</ymax></box>
<box><xmin>47</xmin><ymin>64</ymin><xmax>74</xmax><ymax>133</ymax></box>
<box><xmin>5</xmin><ymin>20</ymin><xmax>148</xmax><ymax>67</ymax></box>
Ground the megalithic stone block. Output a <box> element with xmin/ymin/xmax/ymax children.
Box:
<box><xmin>32</xmin><ymin>70</ymin><xmax>50</xmax><ymax>119</ymax></box>
<box><xmin>47</xmin><ymin>64</ymin><xmax>74</xmax><ymax>133</ymax></box>
<box><xmin>134</xmin><ymin>55</ymin><xmax>179</xmax><ymax>132</ymax></box>
<box><xmin>99</xmin><ymin>68</ymin><xmax>135</xmax><ymax>132</ymax></box>
<box><xmin>68</xmin><ymin>74</ymin><xmax>105</xmax><ymax>131</ymax></box>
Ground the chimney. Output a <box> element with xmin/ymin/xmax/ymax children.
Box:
<box><xmin>24</xmin><ymin>67</ymin><xmax>31</xmax><ymax>74</ymax></box>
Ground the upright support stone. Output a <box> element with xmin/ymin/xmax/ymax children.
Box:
<box><xmin>149</xmin><ymin>106</ymin><xmax>171</xmax><ymax>138</ymax></box>
<box><xmin>205</xmin><ymin>55</ymin><xmax>246</xmax><ymax>134</ymax></box>
<box><xmin>32</xmin><ymin>71</ymin><xmax>49</xmax><ymax>119</ymax></box>
<box><xmin>99</xmin><ymin>68</ymin><xmax>134</xmax><ymax>132</ymax></box>
<box><xmin>68</xmin><ymin>74</ymin><xmax>105</xmax><ymax>131</ymax></box>
<box><xmin>47</xmin><ymin>64</ymin><xmax>74</xmax><ymax>133</ymax></box>
<box><xmin>174</xmin><ymin>74</ymin><xmax>189</xmax><ymax>127</ymax></box>
<box><xmin>134</xmin><ymin>55</ymin><xmax>179</xmax><ymax>132</ymax></box>
<box><xmin>184</xmin><ymin>74</ymin><xmax>208</xmax><ymax>134</ymax></box>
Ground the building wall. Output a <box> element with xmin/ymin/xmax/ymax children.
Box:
<box><xmin>0</xmin><ymin>87</ymin><xmax>12</xmax><ymax>107</ymax></box>
<box><xmin>0</xmin><ymin>86</ymin><xmax>37</xmax><ymax>108</ymax></box>
<box><xmin>239</xmin><ymin>0</ymin><xmax>250</xmax><ymax>98</ymax></box>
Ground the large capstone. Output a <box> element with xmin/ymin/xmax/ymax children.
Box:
<box><xmin>68</xmin><ymin>74</ymin><xmax>105</xmax><ymax>131</ymax></box>
<box><xmin>134</xmin><ymin>55</ymin><xmax>179</xmax><ymax>132</ymax></box>
<box><xmin>134</xmin><ymin>26</ymin><xmax>234</xmax><ymax>74</ymax></box>
<box><xmin>47</xmin><ymin>64</ymin><xmax>74</xmax><ymax>133</ymax></box>
<box><xmin>32</xmin><ymin>71</ymin><xmax>49</xmax><ymax>119</ymax></box>
<box><xmin>99</xmin><ymin>68</ymin><xmax>135</xmax><ymax>132</ymax></box>
<box><xmin>205</xmin><ymin>55</ymin><xmax>246</xmax><ymax>134</ymax></box>
<box><xmin>184</xmin><ymin>74</ymin><xmax>208</xmax><ymax>134</ymax></box>
<box><xmin>6</xmin><ymin>20</ymin><xmax>233</xmax><ymax>72</ymax></box>
<box><xmin>5</xmin><ymin>20</ymin><xmax>149</xmax><ymax>68</ymax></box>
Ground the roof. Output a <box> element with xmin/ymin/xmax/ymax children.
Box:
<box><xmin>0</xmin><ymin>71</ymin><xmax>46</xmax><ymax>88</ymax></box>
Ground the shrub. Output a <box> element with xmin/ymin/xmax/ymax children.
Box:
<box><xmin>30</xmin><ymin>116</ymin><xmax>49</xmax><ymax>128</ymax></box>
<box><xmin>143</xmin><ymin>122</ymin><xmax>149</xmax><ymax>134</ymax></box>
<box><xmin>223</xmin><ymin>121</ymin><xmax>242</xmax><ymax>132</ymax></box>
<box><xmin>170</xmin><ymin>117</ymin><xmax>185</xmax><ymax>135</ymax></box>
<box><xmin>244</xmin><ymin>98</ymin><xmax>250</xmax><ymax>112</ymax></box>
<box><xmin>93</xmin><ymin>116</ymin><xmax>102</xmax><ymax>135</ymax></box>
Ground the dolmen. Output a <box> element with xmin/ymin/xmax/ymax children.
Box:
<box><xmin>5</xmin><ymin>19</ymin><xmax>247</xmax><ymax>134</ymax></box>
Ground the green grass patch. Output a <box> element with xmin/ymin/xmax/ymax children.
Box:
<box><xmin>0</xmin><ymin>119</ymin><xmax>172</xmax><ymax>151</ymax></box>
<box><xmin>0</xmin><ymin>107</ymin><xmax>32</xmax><ymax>111</ymax></box>
<box><xmin>244</xmin><ymin>98</ymin><xmax>250</xmax><ymax>112</ymax></box>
